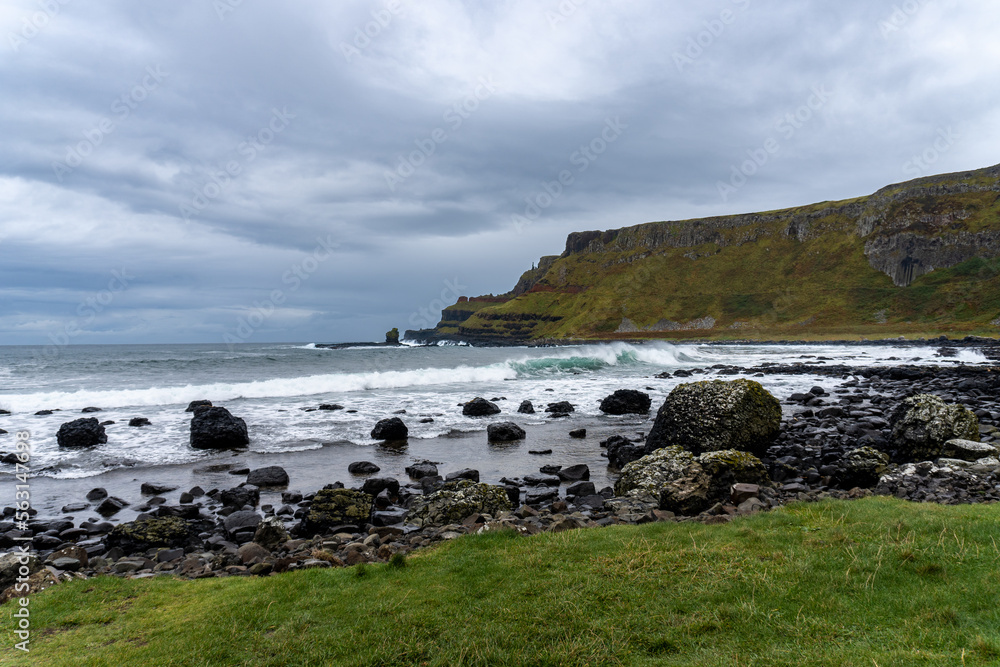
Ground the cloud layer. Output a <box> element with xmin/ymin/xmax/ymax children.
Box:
<box><xmin>2</xmin><ymin>0</ymin><xmax>998</xmax><ymax>344</ymax></box>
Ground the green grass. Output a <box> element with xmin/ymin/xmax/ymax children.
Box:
<box><xmin>6</xmin><ymin>497</ymin><xmax>1000</xmax><ymax>666</ymax></box>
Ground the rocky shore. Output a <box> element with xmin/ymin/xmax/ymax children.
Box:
<box><xmin>2</xmin><ymin>356</ymin><xmax>998</xmax><ymax>601</ymax></box>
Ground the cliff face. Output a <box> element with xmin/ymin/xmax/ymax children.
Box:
<box><xmin>411</xmin><ymin>163</ymin><xmax>1000</xmax><ymax>342</ymax></box>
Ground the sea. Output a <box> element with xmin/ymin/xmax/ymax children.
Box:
<box><xmin>0</xmin><ymin>340</ymin><xmax>991</xmax><ymax>482</ymax></box>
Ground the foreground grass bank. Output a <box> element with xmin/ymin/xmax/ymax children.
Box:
<box><xmin>4</xmin><ymin>497</ymin><xmax>1000</xmax><ymax>666</ymax></box>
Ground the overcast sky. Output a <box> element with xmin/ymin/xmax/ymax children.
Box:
<box><xmin>1</xmin><ymin>0</ymin><xmax>998</xmax><ymax>345</ymax></box>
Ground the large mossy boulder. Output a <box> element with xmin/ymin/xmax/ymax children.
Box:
<box><xmin>404</xmin><ymin>480</ymin><xmax>512</xmax><ymax>527</ymax></box>
<box><xmin>190</xmin><ymin>406</ymin><xmax>249</xmax><ymax>449</ymax></box>
<box><xmin>107</xmin><ymin>517</ymin><xmax>192</xmax><ymax>553</ymax></box>
<box><xmin>296</xmin><ymin>488</ymin><xmax>373</xmax><ymax>536</ymax></box>
<box><xmin>615</xmin><ymin>446</ymin><xmax>769</xmax><ymax>515</ymax></box>
<box><xmin>644</xmin><ymin>379</ymin><xmax>781</xmax><ymax>456</ymax></box>
<box><xmin>889</xmin><ymin>394</ymin><xmax>979</xmax><ymax>462</ymax></box>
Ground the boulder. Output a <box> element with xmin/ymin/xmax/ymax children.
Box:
<box><xmin>95</xmin><ymin>496</ymin><xmax>129</xmax><ymax>516</ymax></box>
<box><xmin>81</xmin><ymin>407</ymin><xmax>102</xmax><ymax>413</ymax></box>
<box><xmin>615</xmin><ymin>446</ymin><xmax>769</xmax><ymax>515</ymax></box>
<box><xmin>605</xmin><ymin>436</ymin><xmax>646</xmax><ymax>470</ymax></box>
<box><xmin>190</xmin><ymin>407</ymin><xmax>249</xmax><ymax>449</ymax></box>
<box><xmin>517</xmin><ymin>400</ymin><xmax>535</xmax><ymax>414</ymax></box>
<box><xmin>557</xmin><ymin>464</ymin><xmax>590</xmax><ymax>482</ymax></box>
<box><xmin>445</xmin><ymin>468</ymin><xmax>480</xmax><ymax>482</ymax></box>
<box><xmin>644</xmin><ymin>379</ymin><xmax>781</xmax><ymax>456</ymax></box>
<box><xmin>545</xmin><ymin>401</ymin><xmax>574</xmax><ymax>414</ymax></box>
<box><xmin>107</xmin><ymin>517</ymin><xmax>192</xmax><ymax>553</ymax></box>
<box><xmin>56</xmin><ymin>417</ymin><xmax>107</xmax><ymax>448</ymax></box>
<box><xmin>221</xmin><ymin>485</ymin><xmax>259</xmax><ymax>509</ymax></box>
<box><xmin>140</xmin><ymin>482</ymin><xmax>177</xmax><ymax>495</ymax></box>
<box><xmin>246</xmin><ymin>466</ymin><xmax>289</xmax><ymax>487</ymax></box>
<box><xmin>86</xmin><ymin>487</ymin><xmax>108</xmax><ymax>501</ymax></box>
<box><xmin>463</xmin><ymin>397</ymin><xmax>501</xmax><ymax>417</ymax></box>
<box><xmin>223</xmin><ymin>510</ymin><xmax>263</xmax><ymax>538</ymax></box>
<box><xmin>371</xmin><ymin>417</ymin><xmax>408</xmax><ymax>440</ymax></box>
<box><xmin>831</xmin><ymin>447</ymin><xmax>889</xmax><ymax>489</ymax></box>
<box><xmin>405</xmin><ymin>461</ymin><xmax>438</xmax><ymax>479</ymax></box>
<box><xmin>0</xmin><ymin>552</ymin><xmax>42</xmax><ymax>590</ymax></box>
<box><xmin>128</xmin><ymin>417</ymin><xmax>151</xmax><ymax>427</ymax></box>
<box><xmin>569</xmin><ymin>428</ymin><xmax>586</xmax><ymax>438</ymax></box>
<box><xmin>889</xmin><ymin>394</ymin><xmax>979</xmax><ymax>461</ymax></box>
<box><xmin>296</xmin><ymin>489</ymin><xmax>373</xmax><ymax>536</ymax></box>
<box><xmin>487</xmin><ymin>422</ymin><xmax>526</xmax><ymax>442</ymax></box>
<box><xmin>362</xmin><ymin>477</ymin><xmax>400</xmax><ymax>497</ymax></box>
<box><xmin>348</xmin><ymin>461</ymin><xmax>381</xmax><ymax>475</ymax></box>
<box><xmin>405</xmin><ymin>480</ymin><xmax>512</xmax><ymax>527</ymax></box>
<box><xmin>941</xmin><ymin>438</ymin><xmax>997</xmax><ymax>462</ymax></box>
<box><xmin>253</xmin><ymin>516</ymin><xmax>289</xmax><ymax>550</ymax></box>
<box><xmin>599</xmin><ymin>389</ymin><xmax>652</xmax><ymax>415</ymax></box>
<box><xmin>185</xmin><ymin>400</ymin><xmax>212</xmax><ymax>412</ymax></box>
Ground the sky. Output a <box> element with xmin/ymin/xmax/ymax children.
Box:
<box><xmin>1</xmin><ymin>0</ymin><xmax>999</xmax><ymax>346</ymax></box>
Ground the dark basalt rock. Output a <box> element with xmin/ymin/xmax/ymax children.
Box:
<box><xmin>95</xmin><ymin>496</ymin><xmax>129</xmax><ymax>516</ymax></box>
<box><xmin>517</xmin><ymin>400</ymin><xmax>535</xmax><ymax>414</ymax></box>
<box><xmin>463</xmin><ymin>397</ymin><xmax>501</xmax><ymax>417</ymax></box>
<box><xmin>246</xmin><ymin>466</ymin><xmax>290</xmax><ymax>487</ymax></box>
<box><xmin>569</xmin><ymin>428</ymin><xmax>586</xmax><ymax>438</ymax></box>
<box><xmin>545</xmin><ymin>401</ymin><xmax>574</xmax><ymax>414</ymax></box>
<box><xmin>445</xmin><ymin>468</ymin><xmax>480</xmax><ymax>482</ymax></box>
<box><xmin>140</xmin><ymin>482</ymin><xmax>177</xmax><ymax>495</ymax></box>
<box><xmin>56</xmin><ymin>418</ymin><xmax>107</xmax><ymax>448</ymax></box>
<box><xmin>348</xmin><ymin>461</ymin><xmax>381</xmax><ymax>475</ymax></box>
<box><xmin>190</xmin><ymin>407</ymin><xmax>249</xmax><ymax>450</ymax></box>
<box><xmin>128</xmin><ymin>417</ymin><xmax>151</xmax><ymax>427</ymax></box>
<box><xmin>221</xmin><ymin>485</ymin><xmax>260</xmax><ymax>509</ymax></box>
<box><xmin>81</xmin><ymin>407</ymin><xmax>102</xmax><ymax>413</ymax></box>
<box><xmin>361</xmin><ymin>477</ymin><xmax>400</xmax><ymax>498</ymax></box>
<box><xmin>599</xmin><ymin>389</ymin><xmax>652</xmax><ymax>415</ymax></box>
<box><xmin>371</xmin><ymin>417</ymin><xmax>408</xmax><ymax>441</ymax></box>
<box><xmin>405</xmin><ymin>461</ymin><xmax>439</xmax><ymax>479</ymax></box>
<box><xmin>185</xmin><ymin>400</ymin><xmax>212</xmax><ymax>412</ymax></box>
<box><xmin>604</xmin><ymin>436</ymin><xmax>646</xmax><ymax>470</ymax></box>
<box><xmin>487</xmin><ymin>422</ymin><xmax>526</xmax><ymax>442</ymax></box>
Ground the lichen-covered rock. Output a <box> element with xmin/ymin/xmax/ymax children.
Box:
<box><xmin>614</xmin><ymin>446</ymin><xmax>768</xmax><ymax>515</ymax></box>
<box><xmin>941</xmin><ymin>439</ymin><xmax>997</xmax><ymax>462</ymax></box>
<box><xmin>644</xmin><ymin>379</ymin><xmax>781</xmax><ymax>456</ymax></box>
<box><xmin>599</xmin><ymin>389</ymin><xmax>652</xmax><ymax>415</ymax></box>
<box><xmin>0</xmin><ymin>552</ymin><xmax>42</xmax><ymax>590</ymax></box>
<box><xmin>253</xmin><ymin>516</ymin><xmax>290</xmax><ymax>550</ymax></box>
<box><xmin>832</xmin><ymin>447</ymin><xmax>889</xmax><ymax>489</ymax></box>
<box><xmin>404</xmin><ymin>480</ymin><xmax>512</xmax><ymax>527</ymax></box>
<box><xmin>107</xmin><ymin>517</ymin><xmax>192</xmax><ymax>553</ymax></box>
<box><xmin>297</xmin><ymin>489</ymin><xmax>373</xmax><ymax>536</ymax></box>
<box><xmin>889</xmin><ymin>394</ymin><xmax>979</xmax><ymax>462</ymax></box>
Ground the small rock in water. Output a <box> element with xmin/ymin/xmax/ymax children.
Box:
<box><xmin>463</xmin><ymin>398</ymin><xmax>501</xmax><ymax>417</ymax></box>
<box><xmin>487</xmin><ymin>422</ymin><xmax>526</xmax><ymax>442</ymax></box>
<box><xmin>81</xmin><ymin>407</ymin><xmax>102</xmax><ymax>413</ymax></box>
<box><xmin>348</xmin><ymin>461</ymin><xmax>381</xmax><ymax>475</ymax></box>
<box><xmin>140</xmin><ymin>482</ymin><xmax>177</xmax><ymax>495</ymax></box>
<box><xmin>86</xmin><ymin>487</ymin><xmax>109</xmax><ymax>501</ymax></box>
<box><xmin>569</xmin><ymin>428</ymin><xmax>586</xmax><ymax>438</ymax></box>
<box><xmin>517</xmin><ymin>400</ymin><xmax>535</xmax><ymax>414</ymax></box>
<box><xmin>529</xmin><ymin>449</ymin><xmax>552</xmax><ymax>455</ymax></box>
<box><xmin>247</xmin><ymin>466</ymin><xmax>290</xmax><ymax>487</ymax></box>
<box><xmin>405</xmin><ymin>461</ymin><xmax>439</xmax><ymax>479</ymax></box>
<box><xmin>318</xmin><ymin>404</ymin><xmax>343</xmax><ymax>411</ymax></box>
<box><xmin>129</xmin><ymin>417</ymin><xmax>151</xmax><ymax>427</ymax></box>
<box><xmin>371</xmin><ymin>417</ymin><xmax>408</xmax><ymax>441</ymax></box>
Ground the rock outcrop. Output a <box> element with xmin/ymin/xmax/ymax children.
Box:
<box><xmin>889</xmin><ymin>394</ymin><xmax>979</xmax><ymax>461</ymax></box>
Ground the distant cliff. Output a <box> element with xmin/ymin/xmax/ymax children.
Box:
<box><xmin>407</xmin><ymin>163</ymin><xmax>1000</xmax><ymax>343</ymax></box>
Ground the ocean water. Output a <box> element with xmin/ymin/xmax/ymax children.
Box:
<box><xmin>0</xmin><ymin>340</ymin><xmax>990</xmax><ymax>480</ymax></box>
